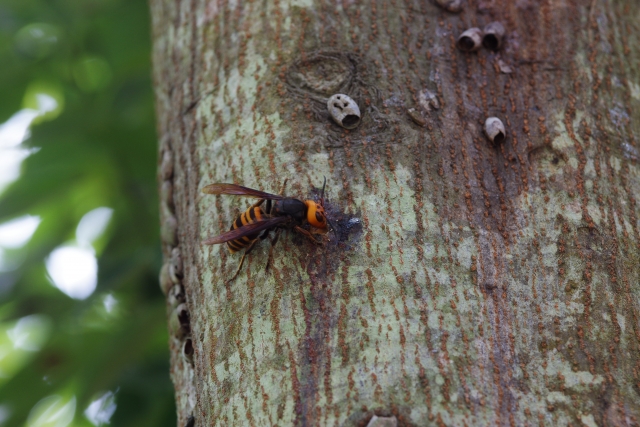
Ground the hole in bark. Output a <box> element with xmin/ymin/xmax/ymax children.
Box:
<box><xmin>457</xmin><ymin>36</ymin><xmax>476</xmax><ymax>51</ymax></box>
<box><xmin>178</xmin><ymin>307</ymin><xmax>190</xmax><ymax>328</ymax></box>
<box><xmin>483</xmin><ymin>34</ymin><xmax>499</xmax><ymax>50</ymax></box>
<box><xmin>184</xmin><ymin>338</ymin><xmax>194</xmax><ymax>357</ymax></box>
<box><xmin>342</xmin><ymin>114</ymin><xmax>360</xmax><ymax>128</ymax></box>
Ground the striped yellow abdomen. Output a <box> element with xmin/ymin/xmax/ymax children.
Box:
<box><xmin>226</xmin><ymin>206</ymin><xmax>265</xmax><ymax>253</ymax></box>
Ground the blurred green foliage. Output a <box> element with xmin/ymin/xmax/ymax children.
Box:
<box><xmin>0</xmin><ymin>0</ymin><xmax>175</xmax><ymax>426</ymax></box>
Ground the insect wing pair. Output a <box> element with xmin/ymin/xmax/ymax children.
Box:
<box><xmin>201</xmin><ymin>184</ymin><xmax>291</xmax><ymax>246</ymax></box>
<box><xmin>201</xmin><ymin>180</ymin><xmax>330</xmax><ymax>283</ymax></box>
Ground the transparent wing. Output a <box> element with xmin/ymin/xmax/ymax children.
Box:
<box><xmin>201</xmin><ymin>183</ymin><xmax>284</xmax><ymax>200</ymax></box>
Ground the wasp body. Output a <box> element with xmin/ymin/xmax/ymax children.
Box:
<box><xmin>226</xmin><ymin>204</ymin><xmax>270</xmax><ymax>254</ymax></box>
<box><xmin>202</xmin><ymin>179</ymin><xmax>329</xmax><ymax>283</ymax></box>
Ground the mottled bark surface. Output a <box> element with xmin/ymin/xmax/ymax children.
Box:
<box><xmin>151</xmin><ymin>0</ymin><xmax>640</xmax><ymax>425</ymax></box>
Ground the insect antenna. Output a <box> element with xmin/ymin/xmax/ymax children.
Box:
<box><xmin>319</xmin><ymin>176</ymin><xmax>336</xmax><ymax>235</ymax></box>
<box><xmin>320</xmin><ymin>176</ymin><xmax>327</xmax><ymax>205</ymax></box>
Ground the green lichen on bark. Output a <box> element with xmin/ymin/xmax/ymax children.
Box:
<box><xmin>152</xmin><ymin>0</ymin><xmax>640</xmax><ymax>425</ymax></box>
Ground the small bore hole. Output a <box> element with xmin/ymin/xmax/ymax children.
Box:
<box><xmin>483</xmin><ymin>35</ymin><xmax>499</xmax><ymax>50</ymax></box>
<box><xmin>552</xmin><ymin>157</ymin><xmax>559</xmax><ymax>165</ymax></box>
<box><xmin>178</xmin><ymin>308</ymin><xmax>190</xmax><ymax>326</ymax></box>
<box><xmin>184</xmin><ymin>338</ymin><xmax>194</xmax><ymax>356</ymax></box>
<box><xmin>341</xmin><ymin>115</ymin><xmax>360</xmax><ymax>128</ymax></box>
<box><xmin>458</xmin><ymin>36</ymin><xmax>476</xmax><ymax>51</ymax></box>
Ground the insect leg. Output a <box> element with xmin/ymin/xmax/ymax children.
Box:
<box><xmin>226</xmin><ymin>239</ymin><xmax>259</xmax><ymax>284</ymax></box>
<box><xmin>249</xmin><ymin>198</ymin><xmax>265</xmax><ymax>209</ymax></box>
<box><xmin>278</xmin><ymin>178</ymin><xmax>288</xmax><ymax>195</ymax></box>
<box><xmin>265</xmin><ymin>229</ymin><xmax>283</xmax><ymax>272</ymax></box>
<box><xmin>293</xmin><ymin>226</ymin><xmax>322</xmax><ymax>245</ymax></box>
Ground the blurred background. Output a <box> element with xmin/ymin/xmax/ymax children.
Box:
<box><xmin>0</xmin><ymin>0</ymin><xmax>175</xmax><ymax>426</ymax></box>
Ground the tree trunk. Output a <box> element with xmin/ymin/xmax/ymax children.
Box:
<box><xmin>151</xmin><ymin>0</ymin><xmax>640</xmax><ymax>425</ymax></box>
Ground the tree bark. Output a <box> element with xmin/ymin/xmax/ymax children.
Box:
<box><xmin>151</xmin><ymin>0</ymin><xmax>640</xmax><ymax>425</ymax></box>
